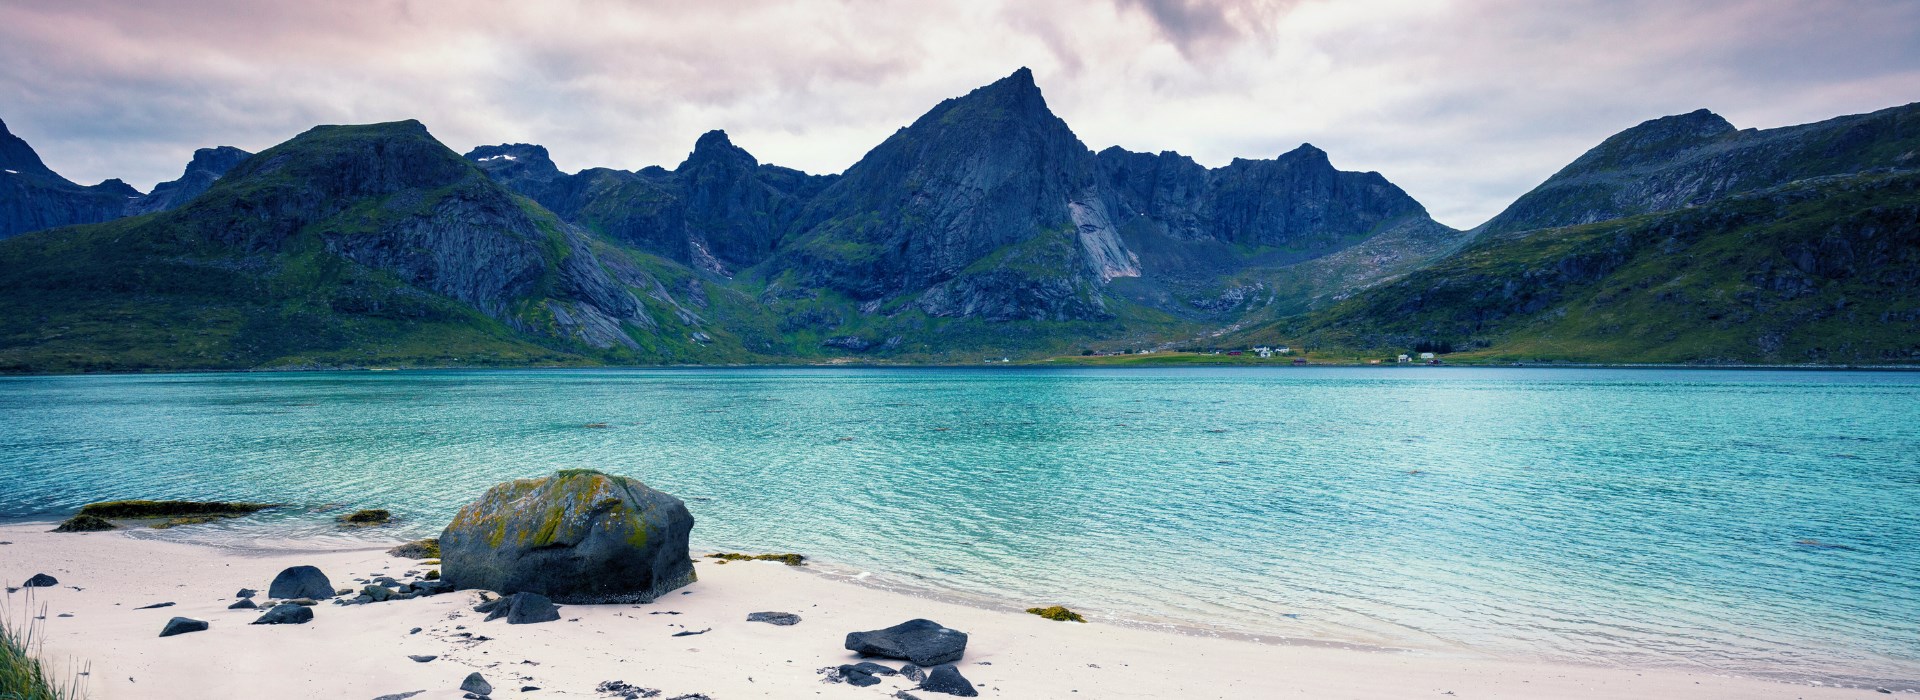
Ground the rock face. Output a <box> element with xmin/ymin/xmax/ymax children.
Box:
<box><xmin>158</xmin><ymin>617</ymin><xmax>208</xmax><ymax>637</ymax></box>
<box><xmin>845</xmin><ymin>619</ymin><xmax>969</xmax><ymax>666</ymax></box>
<box><xmin>440</xmin><ymin>470</ymin><xmax>696</xmax><ymax>604</ymax></box>
<box><xmin>125</xmin><ymin>146</ymin><xmax>252</xmax><ymax>216</ymax></box>
<box><xmin>268</xmin><ymin>565</ymin><xmax>334</xmax><ymax>600</ymax></box>
<box><xmin>780</xmin><ymin>67</ymin><xmax>1136</xmax><ymax>321</ymax></box>
<box><xmin>467</xmin><ymin>131</ymin><xmax>831</xmax><ymax>276</ymax></box>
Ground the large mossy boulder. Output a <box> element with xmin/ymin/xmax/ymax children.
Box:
<box><xmin>440</xmin><ymin>470</ymin><xmax>695</xmax><ymax>604</ymax></box>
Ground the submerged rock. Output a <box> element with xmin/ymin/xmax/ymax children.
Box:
<box><xmin>746</xmin><ymin>611</ymin><xmax>801</xmax><ymax>626</ymax></box>
<box><xmin>158</xmin><ymin>617</ymin><xmax>208</xmax><ymax>637</ymax></box>
<box><xmin>919</xmin><ymin>664</ymin><xmax>977</xmax><ymax>697</ymax></box>
<box><xmin>339</xmin><ymin>509</ymin><xmax>393</xmax><ymax>527</ymax></box>
<box><xmin>846</xmin><ymin>619</ymin><xmax>969</xmax><ymax>666</ymax></box>
<box><xmin>23</xmin><ymin>573</ymin><xmax>57</xmax><ymax>588</ymax></box>
<box><xmin>251</xmin><ymin>604</ymin><xmax>314</xmax><ymax>625</ymax></box>
<box><xmin>440</xmin><ymin>470</ymin><xmax>695</xmax><ymax>603</ymax></box>
<box><xmin>460</xmin><ymin>672</ymin><xmax>493</xmax><ymax>696</ymax></box>
<box><xmin>268</xmin><ymin>565</ymin><xmax>335</xmax><ymax>600</ymax></box>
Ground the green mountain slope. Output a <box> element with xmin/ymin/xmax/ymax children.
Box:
<box><xmin>1253</xmin><ymin>171</ymin><xmax>1920</xmax><ymax>363</ymax></box>
<box><xmin>0</xmin><ymin>121</ymin><xmax>750</xmax><ymax>372</ymax></box>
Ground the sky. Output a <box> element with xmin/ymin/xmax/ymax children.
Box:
<box><xmin>2</xmin><ymin>0</ymin><xmax>1917</xmax><ymax>229</ymax></box>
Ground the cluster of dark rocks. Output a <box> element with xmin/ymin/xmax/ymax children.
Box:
<box><xmin>824</xmin><ymin>618</ymin><xmax>978</xmax><ymax>696</ymax></box>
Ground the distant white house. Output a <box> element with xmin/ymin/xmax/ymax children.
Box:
<box><xmin>1277</xmin><ymin>346</ymin><xmax>1292</xmax><ymax>354</ymax></box>
<box><xmin>1254</xmin><ymin>346</ymin><xmax>1273</xmax><ymax>358</ymax></box>
<box><xmin>1397</xmin><ymin>354</ymin><xmax>1411</xmax><ymax>363</ymax></box>
<box><xmin>1419</xmin><ymin>352</ymin><xmax>1436</xmax><ymax>360</ymax></box>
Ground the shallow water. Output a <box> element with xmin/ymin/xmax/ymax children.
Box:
<box><xmin>1</xmin><ymin>367</ymin><xmax>1915</xmax><ymax>688</ymax></box>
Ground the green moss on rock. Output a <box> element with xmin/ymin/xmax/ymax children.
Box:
<box><xmin>1025</xmin><ymin>605</ymin><xmax>1086</xmax><ymax>622</ymax></box>
<box><xmin>77</xmin><ymin>500</ymin><xmax>276</xmax><ymax>519</ymax></box>
<box><xmin>706</xmin><ymin>552</ymin><xmax>806</xmax><ymax>566</ymax></box>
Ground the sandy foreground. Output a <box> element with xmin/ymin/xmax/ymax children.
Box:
<box><xmin>0</xmin><ymin>522</ymin><xmax>1881</xmax><ymax>700</ymax></box>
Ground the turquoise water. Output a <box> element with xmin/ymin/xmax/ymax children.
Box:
<box><xmin>1</xmin><ymin>368</ymin><xmax>1916</xmax><ymax>688</ymax></box>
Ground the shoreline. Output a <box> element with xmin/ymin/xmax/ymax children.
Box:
<box><xmin>0</xmin><ymin>521</ymin><xmax>1899</xmax><ymax>699</ymax></box>
<box><xmin>4</xmin><ymin>361</ymin><xmax>1920</xmax><ymax>378</ymax></box>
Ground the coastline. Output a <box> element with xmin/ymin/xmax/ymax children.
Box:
<box><xmin>4</xmin><ymin>360</ymin><xmax>1920</xmax><ymax>378</ymax></box>
<box><xmin>0</xmin><ymin>521</ymin><xmax>1891</xmax><ymax>699</ymax></box>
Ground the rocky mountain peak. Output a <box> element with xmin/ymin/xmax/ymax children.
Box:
<box><xmin>1564</xmin><ymin>108</ymin><xmax>1736</xmax><ymax>174</ymax></box>
<box><xmin>0</xmin><ymin>117</ymin><xmax>58</xmax><ymax>178</ymax></box>
<box><xmin>679</xmin><ymin>129</ymin><xmax>757</xmax><ymax>171</ymax></box>
<box><xmin>92</xmin><ymin>178</ymin><xmax>141</xmax><ymax>197</ymax></box>
<box><xmin>186</xmin><ymin>146</ymin><xmax>252</xmax><ymax>174</ymax></box>
<box><xmin>465</xmin><ymin>143</ymin><xmax>561</xmax><ymax>180</ymax></box>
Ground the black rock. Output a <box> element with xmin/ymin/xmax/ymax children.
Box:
<box><xmin>228</xmin><ymin>599</ymin><xmax>258</xmax><ymax>610</ymax></box>
<box><xmin>845</xmin><ymin>619</ymin><xmax>969</xmax><ymax>666</ymax></box>
<box><xmin>520</xmin><ymin>687</ymin><xmax>539</xmax><ymax>692</ymax></box>
<box><xmin>413</xmin><ymin>580</ymin><xmax>455</xmax><ymax>595</ymax></box>
<box><xmin>410</xmin><ymin>627</ymin><xmax>423</xmax><ymax>634</ymax></box>
<box><xmin>745</xmin><ymin>611</ymin><xmax>800</xmax><ymax>626</ymax></box>
<box><xmin>460</xmin><ymin>672</ymin><xmax>493</xmax><ymax>696</ymax></box>
<box><xmin>268</xmin><ymin>565</ymin><xmax>334</xmax><ymax>600</ymax></box>
<box><xmin>408</xmin><ymin>654</ymin><xmax>436</xmax><ymax>663</ymax></box>
<box><xmin>440</xmin><ymin>471</ymin><xmax>696</xmax><ymax>604</ymax></box>
<box><xmin>900</xmin><ymin>664</ymin><xmax>926</xmax><ymax>683</ymax></box>
<box><xmin>135</xmin><ymin>602</ymin><xmax>175</xmax><ymax>610</ymax></box>
<box><xmin>841</xmin><ymin>662</ymin><xmax>898</xmax><ymax>676</ymax></box>
<box><xmin>843</xmin><ymin>669</ymin><xmax>880</xmax><ymax>687</ymax></box>
<box><xmin>23</xmin><ymin>573</ymin><xmax>57</xmax><ymax>587</ymax></box>
<box><xmin>918</xmin><ymin>664</ymin><xmax>977</xmax><ymax>697</ymax></box>
<box><xmin>236</xmin><ymin>588</ymin><xmax>257</xmax><ymax>599</ymax></box>
<box><xmin>474</xmin><ymin>597</ymin><xmax>507</xmax><ymax>614</ymax></box>
<box><xmin>371</xmin><ymin>692</ymin><xmax>425</xmax><ymax>700</ymax></box>
<box><xmin>670</xmin><ymin>627</ymin><xmax>710</xmax><ymax>637</ymax></box>
<box><xmin>158</xmin><ymin>617</ymin><xmax>208</xmax><ymax>637</ymax></box>
<box><xmin>505</xmin><ymin>592</ymin><xmax>560</xmax><ymax>624</ymax></box>
<box><xmin>251</xmin><ymin>604</ymin><xmax>314</xmax><ymax>625</ymax></box>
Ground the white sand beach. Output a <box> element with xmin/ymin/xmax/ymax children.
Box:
<box><xmin>0</xmin><ymin>522</ymin><xmax>1880</xmax><ymax>699</ymax></box>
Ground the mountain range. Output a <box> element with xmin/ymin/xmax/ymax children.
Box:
<box><xmin>0</xmin><ymin>69</ymin><xmax>1914</xmax><ymax>371</ymax></box>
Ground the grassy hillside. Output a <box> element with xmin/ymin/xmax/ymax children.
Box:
<box><xmin>1237</xmin><ymin>171</ymin><xmax>1920</xmax><ymax>364</ymax></box>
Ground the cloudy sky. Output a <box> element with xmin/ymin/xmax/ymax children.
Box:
<box><xmin>3</xmin><ymin>0</ymin><xmax>1917</xmax><ymax>228</ymax></box>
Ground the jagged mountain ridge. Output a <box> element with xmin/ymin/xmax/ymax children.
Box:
<box><xmin>0</xmin><ymin>119</ymin><xmax>252</xmax><ymax>238</ymax></box>
<box><xmin>0</xmin><ymin>120</ymin><xmax>752</xmax><ymax>372</ymax></box>
<box><xmin>471</xmin><ymin>68</ymin><xmax>1455</xmax><ymax>325</ymax></box>
<box><xmin>467</xmin><ymin>132</ymin><xmax>833</xmax><ymax>277</ymax></box>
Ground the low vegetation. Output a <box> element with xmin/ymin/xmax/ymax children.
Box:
<box><xmin>706</xmin><ymin>552</ymin><xmax>807</xmax><ymax>566</ymax></box>
<box><xmin>1</xmin><ymin>591</ymin><xmax>85</xmax><ymax>700</ymax></box>
<box><xmin>1025</xmin><ymin>605</ymin><xmax>1086</xmax><ymax>622</ymax></box>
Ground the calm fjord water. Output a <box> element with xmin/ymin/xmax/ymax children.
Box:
<box><xmin>1</xmin><ymin>367</ymin><xmax>1915</xmax><ymax>687</ymax></box>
